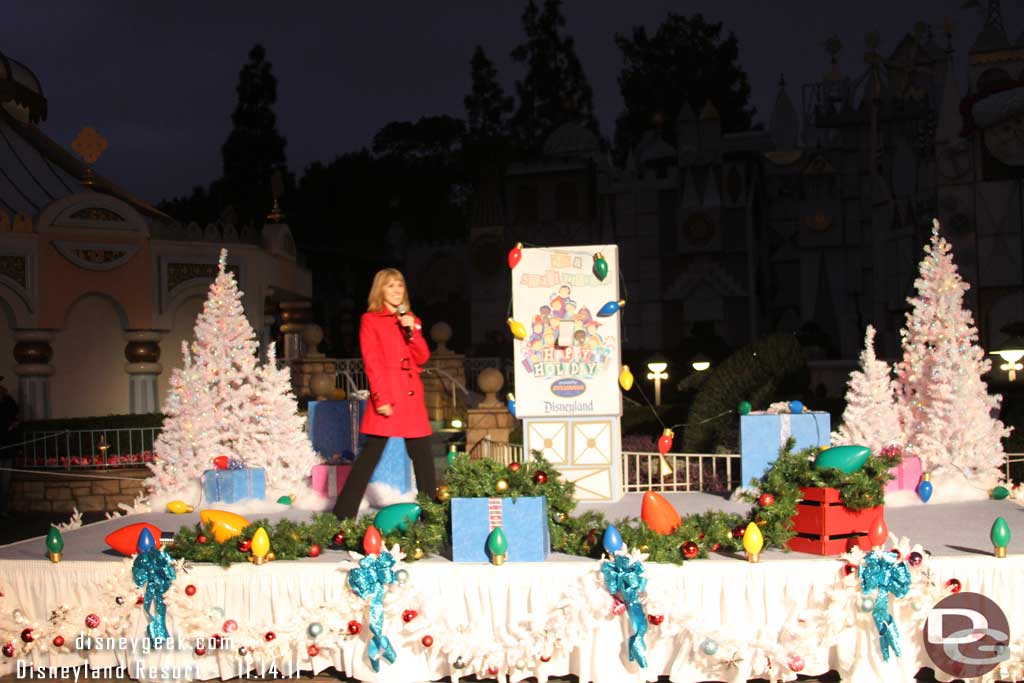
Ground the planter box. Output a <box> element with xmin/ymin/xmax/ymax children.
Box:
<box><xmin>786</xmin><ymin>487</ymin><xmax>883</xmax><ymax>555</ymax></box>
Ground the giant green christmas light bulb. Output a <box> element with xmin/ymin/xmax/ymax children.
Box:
<box><xmin>991</xmin><ymin>517</ymin><xmax>1011</xmax><ymax>558</ymax></box>
<box><xmin>487</xmin><ymin>528</ymin><xmax>508</xmax><ymax>566</ymax></box>
<box><xmin>46</xmin><ymin>527</ymin><xmax>64</xmax><ymax>563</ymax></box>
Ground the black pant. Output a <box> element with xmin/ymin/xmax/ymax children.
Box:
<box><xmin>333</xmin><ymin>435</ymin><xmax>437</xmax><ymax>520</ymax></box>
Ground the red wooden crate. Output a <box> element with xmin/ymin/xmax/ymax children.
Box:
<box><xmin>786</xmin><ymin>487</ymin><xmax>884</xmax><ymax>555</ymax></box>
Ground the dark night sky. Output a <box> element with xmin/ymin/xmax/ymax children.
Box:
<box><xmin>6</xmin><ymin>1</ymin><xmax>1020</xmax><ymax>205</ymax></box>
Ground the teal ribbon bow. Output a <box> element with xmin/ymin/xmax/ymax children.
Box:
<box><xmin>601</xmin><ymin>554</ymin><xmax>648</xmax><ymax>668</ymax></box>
<box><xmin>347</xmin><ymin>550</ymin><xmax>397</xmax><ymax>672</ymax></box>
<box><xmin>860</xmin><ymin>551</ymin><xmax>912</xmax><ymax>661</ymax></box>
<box><xmin>131</xmin><ymin>549</ymin><xmax>176</xmax><ymax>642</ymax></box>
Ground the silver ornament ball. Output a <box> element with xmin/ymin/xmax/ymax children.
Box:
<box><xmin>860</xmin><ymin>597</ymin><xmax>876</xmax><ymax>612</ymax></box>
<box><xmin>395</xmin><ymin>569</ymin><xmax>410</xmax><ymax>585</ymax></box>
<box><xmin>701</xmin><ymin>638</ymin><xmax>719</xmax><ymax>655</ymax></box>
<box><xmin>307</xmin><ymin>622</ymin><xmax>323</xmax><ymax>637</ymax></box>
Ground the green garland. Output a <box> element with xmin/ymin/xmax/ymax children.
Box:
<box><xmin>167</xmin><ymin>444</ymin><xmax>893</xmax><ymax>566</ymax></box>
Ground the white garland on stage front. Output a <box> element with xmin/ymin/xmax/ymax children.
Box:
<box><xmin>2</xmin><ymin>541</ymin><xmax>1022</xmax><ymax>683</ymax></box>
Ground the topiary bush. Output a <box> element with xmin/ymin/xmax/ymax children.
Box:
<box><xmin>682</xmin><ymin>334</ymin><xmax>808</xmax><ymax>452</ymax></box>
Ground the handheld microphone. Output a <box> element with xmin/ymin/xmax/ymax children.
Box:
<box><xmin>396</xmin><ymin>304</ymin><xmax>414</xmax><ymax>341</ymax></box>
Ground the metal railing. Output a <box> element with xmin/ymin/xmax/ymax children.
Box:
<box><xmin>18</xmin><ymin>428</ymin><xmax>160</xmax><ymax>470</ymax></box>
<box><xmin>468</xmin><ymin>439</ymin><xmax>526</xmax><ymax>465</ymax></box>
<box><xmin>622</xmin><ymin>451</ymin><xmax>740</xmax><ymax>493</ymax></box>
<box><xmin>1006</xmin><ymin>453</ymin><xmax>1024</xmax><ymax>483</ymax></box>
<box><xmin>334</xmin><ymin>357</ymin><xmax>514</xmax><ymax>395</ymax></box>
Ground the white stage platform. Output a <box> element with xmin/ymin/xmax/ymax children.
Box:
<box><xmin>0</xmin><ymin>497</ymin><xmax>1022</xmax><ymax>682</ymax></box>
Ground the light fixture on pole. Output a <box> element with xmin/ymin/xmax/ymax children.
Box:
<box><xmin>691</xmin><ymin>354</ymin><xmax>711</xmax><ymax>372</ymax></box>
<box><xmin>991</xmin><ymin>335</ymin><xmax>1024</xmax><ymax>382</ymax></box>
<box><xmin>646</xmin><ymin>361</ymin><xmax>669</xmax><ymax>407</ymax></box>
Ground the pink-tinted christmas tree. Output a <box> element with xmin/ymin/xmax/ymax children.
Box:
<box><xmin>894</xmin><ymin>220</ymin><xmax>1010</xmax><ymax>482</ymax></box>
<box><xmin>833</xmin><ymin>325</ymin><xmax>902</xmax><ymax>457</ymax></box>
<box><xmin>147</xmin><ymin>249</ymin><xmax>316</xmax><ymax>507</ymax></box>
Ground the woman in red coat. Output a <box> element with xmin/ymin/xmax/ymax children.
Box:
<box><xmin>333</xmin><ymin>268</ymin><xmax>437</xmax><ymax>520</ymax></box>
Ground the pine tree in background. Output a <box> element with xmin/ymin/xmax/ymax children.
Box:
<box><xmin>894</xmin><ymin>220</ymin><xmax>1010</xmax><ymax>478</ymax></box>
<box><xmin>220</xmin><ymin>44</ymin><xmax>288</xmax><ymax>223</ymax></box>
<box><xmin>464</xmin><ymin>46</ymin><xmax>515</xmax><ymax>144</ymax></box>
<box><xmin>249</xmin><ymin>342</ymin><xmax>320</xmax><ymax>497</ymax></box>
<box><xmin>833</xmin><ymin>325</ymin><xmax>902</xmax><ymax>456</ymax></box>
<box><xmin>147</xmin><ymin>249</ymin><xmax>315</xmax><ymax>504</ymax></box>
<box><xmin>510</xmin><ymin>0</ymin><xmax>599</xmax><ymax>152</ymax></box>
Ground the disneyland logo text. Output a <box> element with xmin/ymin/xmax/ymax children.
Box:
<box><xmin>543</xmin><ymin>400</ymin><xmax>594</xmax><ymax>414</ymax></box>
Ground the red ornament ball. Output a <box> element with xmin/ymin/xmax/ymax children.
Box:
<box><xmin>3</xmin><ymin>642</ymin><xmax>15</xmax><ymax>658</ymax></box>
<box><xmin>210</xmin><ymin>634</ymin><xmax>223</xmax><ymax>648</ymax></box>
<box><xmin>908</xmin><ymin>551</ymin><xmax>924</xmax><ymax>567</ymax></box>
<box><xmin>196</xmin><ymin>534</ymin><xmax>208</xmax><ymax>545</ymax></box>
<box><xmin>711</xmin><ymin>542</ymin><xmax>721</xmax><ymax>552</ymax></box>
<box><xmin>788</xmin><ymin>655</ymin><xmax>805</xmax><ymax>673</ymax></box>
<box><xmin>308</xmin><ymin>544</ymin><xmax>322</xmax><ymax>558</ymax></box>
<box><xmin>347</xmin><ymin>620</ymin><xmax>362</xmax><ymax>635</ymax></box>
<box><xmin>758</xmin><ymin>493</ymin><xmax>775</xmax><ymax>507</ymax></box>
<box><xmin>52</xmin><ymin>636</ymin><xmax>65</xmax><ymax>648</ymax></box>
<box><xmin>264</xmin><ymin>632</ymin><xmax>276</xmax><ymax>642</ymax></box>
<box><xmin>586</xmin><ymin>528</ymin><xmax>599</xmax><ymax>545</ymax></box>
<box><xmin>402</xmin><ymin>609</ymin><xmax>418</xmax><ymax>623</ymax></box>
<box><xmin>487</xmin><ymin>666</ymin><xmax>499</xmax><ymax>676</ymax></box>
<box><xmin>842</xmin><ymin>563</ymin><xmax>858</xmax><ymax>577</ymax></box>
<box><xmin>85</xmin><ymin>614</ymin><xmax>100</xmax><ymax>629</ymax></box>
<box><xmin>647</xmin><ymin>614</ymin><xmax>664</xmax><ymax>626</ymax></box>
<box><xmin>237</xmin><ymin>539</ymin><xmax>252</xmax><ymax>553</ymax></box>
<box><xmin>508</xmin><ymin>462</ymin><xmax>522</xmax><ymax>473</ymax></box>
<box><xmin>136</xmin><ymin>595</ymin><xmax>144</xmax><ymax>605</ymax></box>
<box><xmin>731</xmin><ymin>525</ymin><xmax>746</xmax><ymax>539</ymax></box>
<box><xmin>332</xmin><ymin>532</ymin><xmax>345</xmax><ymax>547</ymax></box>
<box><xmin>222</xmin><ymin>620</ymin><xmax>238</xmax><ymax>633</ymax></box>
<box><xmin>421</xmin><ymin>635</ymin><xmax>434</xmax><ymax>648</ymax></box>
<box><xmin>946</xmin><ymin>578</ymin><xmax>962</xmax><ymax>593</ymax></box>
<box><xmin>533</xmin><ymin>470</ymin><xmax>548</xmax><ymax>484</ymax></box>
<box><xmin>194</xmin><ymin>644</ymin><xmax>206</xmax><ymax>656</ymax></box>
<box><xmin>888</xmin><ymin>549</ymin><xmax>902</xmax><ymax>562</ymax></box>
<box><xmin>681</xmin><ymin>541</ymin><xmax>699</xmax><ymax>560</ymax></box>
<box><xmin>185</xmin><ymin>585</ymin><xmax>197</xmax><ymax>597</ymax></box>
<box><xmin>20</xmin><ymin>629</ymin><xmax>33</xmax><ymax>643</ymax></box>
<box><xmin>307</xmin><ymin>644</ymin><xmax>319</xmax><ymax>658</ymax></box>
<box><xmin>540</xmin><ymin>655</ymin><xmax>552</xmax><ymax>663</ymax></box>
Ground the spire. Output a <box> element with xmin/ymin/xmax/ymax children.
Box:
<box><xmin>935</xmin><ymin>58</ymin><xmax>962</xmax><ymax>144</ymax></box>
<box><xmin>971</xmin><ymin>0</ymin><xmax>1010</xmax><ymax>52</ymax></box>
<box><xmin>769</xmin><ymin>74</ymin><xmax>800</xmax><ymax>149</ymax></box>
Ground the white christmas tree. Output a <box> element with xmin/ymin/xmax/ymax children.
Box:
<box><xmin>833</xmin><ymin>325</ymin><xmax>902</xmax><ymax>456</ymax></box>
<box><xmin>894</xmin><ymin>219</ymin><xmax>1011</xmax><ymax>481</ymax></box>
<box><xmin>247</xmin><ymin>342</ymin><xmax>320</xmax><ymax>499</ymax></box>
<box><xmin>147</xmin><ymin>249</ymin><xmax>317</xmax><ymax>508</ymax></box>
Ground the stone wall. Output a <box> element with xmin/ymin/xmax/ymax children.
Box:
<box><xmin>10</xmin><ymin>467</ymin><xmax>148</xmax><ymax>513</ymax></box>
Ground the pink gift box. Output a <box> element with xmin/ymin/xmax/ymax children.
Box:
<box><xmin>312</xmin><ymin>464</ymin><xmax>351</xmax><ymax>498</ymax></box>
<box><xmin>885</xmin><ymin>455</ymin><xmax>922</xmax><ymax>493</ymax></box>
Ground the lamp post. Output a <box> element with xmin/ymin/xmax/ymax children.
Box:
<box><xmin>691</xmin><ymin>354</ymin><xmax>711</xmax><ymax>373</ymax></box>
<box><xmin>646</xmin><ymin>362</ymin><xmax>669</xmax><ymax>407</ymax></box>
<box><xmin>991</xmin><ymin>335</ymin><xmax>1024</xmax><ymax>382</ymax></box>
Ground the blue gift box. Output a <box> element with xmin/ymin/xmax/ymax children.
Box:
<box><xmin>368</xmin><ymin>437</ymin><xmax>413</xmax><ymax>494</ymax></box>
<box><xmin>308</xmin><ymin>399</ymin><xmax>366</xmax><ymax>462</ymax></box>
<box><xmin>739</xmin><ymin>412</ymin><xmax>831</xmax><ymax>485</ymax></box>
<box><xmin>450</xmin><ymin>496</ymin><xmax>550</xmax><ymax>563</ymax></box>
<box><xmin>201</xmin><ymin>467</ymin><xmax>266</xmax><ymax>503</ymax></box>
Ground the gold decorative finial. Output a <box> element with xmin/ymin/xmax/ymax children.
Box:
<box><xmin>72</xmin><ymin>127</ymin><xmax>108</xmax><ymax>187</ymax></box>
<box><xmin>266</xmin><ymin>170</ymin><xmax>286</xmax><ymax>222</ymax></box>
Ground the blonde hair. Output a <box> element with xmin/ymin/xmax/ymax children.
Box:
<box><xmin>367</xmin><ymin>268</ymin><xmax>410</xmax><ymax>312</ymax></box>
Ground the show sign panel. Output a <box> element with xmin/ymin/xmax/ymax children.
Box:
<box><xmin>512</xmin><ymin>245</ymin><xmax>623</xmax><ymax>501</ymax></box>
